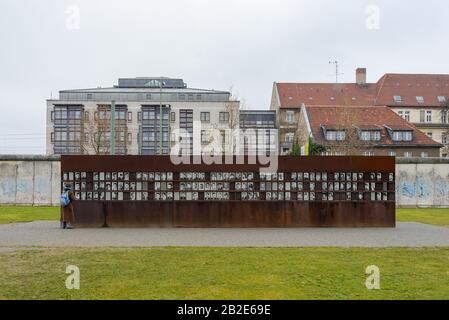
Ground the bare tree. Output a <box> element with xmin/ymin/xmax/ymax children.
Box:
<box><xmin>223</xmin><ymin>87</ymin><xmax>241</xmax><ymax>155</ymax></box>
<box><xmin>226</xmin><ymin>86</ymin><xmax>242</xmax><ymax>129</ymax></box>
<box><xmin>441</xmin><ymin>101</ymin><xmax>449</xmax><ymax>156</ymax></box>
<box><xmin>81</xmin><ymin>106</ymin><xmax>128</xmax><ymax>155</ymax></box>
<box><xmin>321</xmin><ymin>110</ymin><xmax>375</xmax><ymax>156</ymax></box>
<box><xmin>81</xmin><ymin>109</ymin><xmax>110</xmax><ymax>155</ymax></box>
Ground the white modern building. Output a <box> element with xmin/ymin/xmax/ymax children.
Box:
<box><xmin>46</xmin><ymin>77</ymin><xmax>240</xmax><ymax>155</ymax></box>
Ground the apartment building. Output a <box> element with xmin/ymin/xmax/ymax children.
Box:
<box><xmin>375</xmin><ymin>73</ymin><xmax>449</xmax><ymax>157</ymax></box>
<box><xmin>296</xmin><ymin>105</ymin><xmax>442</xmax><ymax>157</ymax></box>
<box><xmin>46</xmin><ymin>77</ymin><xmax>239</xmax><ymax>155</ymax></box>
<box><xmin>270</xmin><ymin>68</ymin><xmax>449</xmax><ymax>157</ymax></box>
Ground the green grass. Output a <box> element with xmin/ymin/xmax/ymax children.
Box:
<box><xmin>2</xmin><ymin>206</ymin><xmax>449</xmax><ymax>227</ymax></box>
<box><xmin>397</xmin><ymin>208</ymin><xmax>449</xmax><ymax>227</ymax></box>
<box><xmin>0</xmin><ymin>247</ymin><xmax>448</xmax><ymax>300</ymax></box>
<box><xmin>0</xmin><ymin>206</ymin><xmax>59</xmax><ymax>224</ymax></box>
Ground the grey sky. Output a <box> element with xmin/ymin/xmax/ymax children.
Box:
<box><xmin>1</xmin><ymin>0</ymin><xmax>449</xmax><ymax>154</ymax></box>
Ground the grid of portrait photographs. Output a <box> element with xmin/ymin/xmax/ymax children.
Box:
<box><xmin>62</xmin><ymin>171</ymin><xmax>395</xmax><ymax>202</ymax></box>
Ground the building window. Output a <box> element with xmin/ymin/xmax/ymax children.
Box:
<box><xmin>404</xmin><ymin>110</ymin><xmax>410</xmax><ymax>122</ymax></box>
<box><xmin>393</xmin><ymin>95</ymin><xmax>402</xmax><ymax>103</ymax></box>
<box><xmin>128</xmin><ymin>133</ymin><xmax>132</xmax><ymax>144</ymax></box>
<box><xmin>170</xmin><ymin>112</ymin><xmax>176</xmax><ymax>122</ymax></box>
<box><xmin>441</xmin><ymin>111</ymin><xmax>448</xmax><ymax>124</ymax></box>
<box><xmin>219</xmin><ymin>112</ymin><xmax>230</xmax><ymax>123</ymax></box>
<box><xmin>201</xmin><ymin>130</ymin><xmax>209</xmax><ymax>144</ymax></box>
<box><xmin>286</xmin><ymin>111</ymin><xmax>294</xmax><ymax>123</ymax></box>
<box><xmin>285</xmin><ymin>133</ymin><xmax>294</xmax><ymax>143</ymax></box>
<box><xmin>326</xmin><ymin>130</ymin><xmax>346</xmax><ymax>141</ymax></box>
<box><xmin>179</xmin><ymin>94</ymin><xmax>186</xmax><ymax>100</ymax></box>
<box><xmin>399</xmin><ymin>110</ymin><xmax>410</xmax><ymax>122</ymax></box>
<box><xmin>392</xmin><ymin>131</ymin><xmax>413</xmax><ymax>141</ymax></box>
<box><xmin>196</xmin><ymin>94</ymin><xmax>202</xmax><ymax>100</ymax></box>
<box><xmin>138</xmin><ymin>112</ymin><xmax>142</xmax><ymax>122</ymax></box>
<box><xmin>200</xmin><ymin>112</ymin><xmax>210</xmax><ymax>123</ymax></box>
<box><xmin>388</xmin><ymin>151</ymin><xmax>396</xmax><ymax>157</ymax></box>
<box><xmin>363</xmin><ymin>151</ymin><xmax>374</xmax><ymax>156</ymax></box>
<box><xmin>140</xmin><ymin>106</ymin><xmax>170</xmax><ymax>155</ymax></box>
<box><xmin>437</xmin><ymin>96</ymin><xmax>446</xmax><ymax>103</ymax></box>
<box><xmin>426</xmin><ymin>110</ymin><xmax>432</xmax><ymax>123</ymax></box>
<box><xmin>146</xmin><ymin>94</ymin><xmax>152</xmax><ymax>100</ymax></box>
<box><xmin>87</xmin><ymin>93</ymin><xmax>93</xmax><ymax>100</ymax></box>
<box><xmin>426</xmin><ymin>132</ymin><xmax>433</xmax><ymax>139</ymax></box>
<box><xmin>421</xmin><ymin>152</ymin><xmax>428</xmax><ymax>158</ymax></box>
<box><xmin>127</xmin><ymin>112</ymin><xmax>132</xmax><ymax>122</ymax></box>
<box><xmin>179</xmin><ymin>109</ymin><xmax>193</xmax><ymax>155</ymax></box>
<box><xmin>52</xmin><ymin>105</ymin><xmax>84</xmax><ymax>154</ymax></box>
<box><xmin>442</xmin><ymin>134</ymin><xmax>448</xmax><ymax>145</ymax></box>
<box><xmin>404</xmin><ymin>151</ymin><xmax>413</xmax><ymax>158</ymax></box>
<box><xmin>420</xmin><ymin>110</ymin><xmax>425</xmax><ymax>123</ymax></box>
<box><xmin>416</xmin><ymin>96</ymin><xmax>425</xmax><ymax>104</ymax></box>
<box><xmin>360</xmin><ymin>130</ymin><xmax>381</xmax><ymax>141</ymax></box>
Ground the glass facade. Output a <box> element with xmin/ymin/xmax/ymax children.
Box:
<box><xmin>179</xmin><ymin>109</ymin><xmax>193</xmax><ymax>155</ymax></box>
<box><xmin>140</xmin><ymin>105</ymin><xmax>170</xmax><ymax>155</ymax></box>
<box><xmin>53</xmin><ymin>105</ymin><xmax>84</xmax><ymax>154</ymax></box>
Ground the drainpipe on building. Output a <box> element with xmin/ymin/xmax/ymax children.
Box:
<box><xmin>159</xmin><ymin>80</ymin><xmax>163</xmax><ymax>155</ymax></box>
<box><xmin>138</xmin><ymin>125</ymin><xmax>142</xmax><ymax>155</ymax></box>
<box><xmin>110</xmin><ymin>100</ymin><xmax>116</xmax><ymax>155</ymax></box>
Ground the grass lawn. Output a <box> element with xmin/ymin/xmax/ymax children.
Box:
<box><xmin>0</xmin><ymin>247</ymin><xmax>448</xmax><ymax>300</ymax></box>
<box><xmin>397</xmin><ymin>208</ymin><xmax>449</xmax><ymax>227</ymax></box>
<box><xmin>0</xmin><ymin>206</ymin><xmax>59</xmax><ymax>224</ymax></box>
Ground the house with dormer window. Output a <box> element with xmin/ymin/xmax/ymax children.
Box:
<box><xmin>296</xmin><ymin>105</ymin><xmax>442</xmax><ymax>157</ymax></box>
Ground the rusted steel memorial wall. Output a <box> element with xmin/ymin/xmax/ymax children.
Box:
<box><xmin>61</xmin><ymin>156</ymin><xmax>396</xmax><ymax>228</ymax></box>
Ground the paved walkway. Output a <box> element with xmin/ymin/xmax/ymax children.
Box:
<box><xmin>1</xmin><ymin>221</ymin><xmax>449</xmax><ymax>248</ymax></box>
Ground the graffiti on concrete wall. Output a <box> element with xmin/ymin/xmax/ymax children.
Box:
<box><xmin>0</xmin><ymin>159</ymin><xmax>448</xmax><ymax>207</ymax></box>
<box><xmin>396</xmin><ymin>164</ymin><xmax>449</xmax><ymax>207</ymax></box>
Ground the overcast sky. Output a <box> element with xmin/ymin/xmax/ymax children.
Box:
<box><xmin>1</xmin><ymin>0</ymin><xmax>449</xmax><ymax>154</ymax></box>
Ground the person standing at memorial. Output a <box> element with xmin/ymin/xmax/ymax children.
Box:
<box><xmin>60</xmin><ymin>184</ymin><xmax>76</xmax><ymax>229</ymax></box>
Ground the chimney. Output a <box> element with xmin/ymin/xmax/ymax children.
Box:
<box><xmin>356</xmin><ymin>68</ymin><xmax>367</xmax><ymax>86</ymax></box>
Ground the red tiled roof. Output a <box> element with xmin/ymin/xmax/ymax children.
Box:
<box><xmin>374</xmin><ymin>73</ymin><xmax>449</xmax><ymax>107</ymax></box>
<box><xmin>276</xmin><ymin>83</ymin><xmax>376</xmax><ymax>108</ymax></box>
<box><xmin>276</xmin><ymin>73</ymin><xmax>449</xmax><ymax>108</ymax></box>
<box><xmin>304</xmin><ymin>105</ymin><xmax>441</xmax><ymax>147</ymax></box>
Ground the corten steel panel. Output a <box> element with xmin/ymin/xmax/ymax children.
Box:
<box><xmin>61</xmin><ymin>155</ymin><xmax>396</xmax><ymax>228</ymax></box>
<box><xmin>75</xmin><ymin>201</ymin><xmax>395</xmax><ymax>228</ymax></box>
<box><xmin>61</xmin><ymin>155</ymin><xmax>395</xmax><ymax>173</ymax></box>
<box><xmin>72</xmin><ymin>202</ymin><xmax>105</xmax><ymax>228</ymax></box>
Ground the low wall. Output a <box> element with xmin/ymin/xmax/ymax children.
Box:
<box><xmin>0</xmin><ymin>156</ymin><xmax>448</xmax><ymax>208</ymax></box>
<box><xmin>396</xmin><ymin>158</ymin><xmax>449</xmax><ymax>208</ymax></box>
<box><xmin>0</xmin><ymin>155</ymin><xmax>60</xmax><ymax>206</ymax></box>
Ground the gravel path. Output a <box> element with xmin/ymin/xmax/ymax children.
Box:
<box><xmin>0</xmin><ymin>221</ymin><xmax>449</xmax><ymax>248</ymax></box>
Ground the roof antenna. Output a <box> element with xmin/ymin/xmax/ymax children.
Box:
<box><xmin>329</xmin><ymin>60</ymin><xmax>344</xmax><ymax>83</ymax></box>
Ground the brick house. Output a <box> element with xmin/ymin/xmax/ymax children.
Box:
<box><xmin>270</xmin><ymin>68</ymin><xmax>449</xmax><ymax>156</ymax></box>
<box><xmin>296</xmin><ymin>105</ymin><xmax>442</xmax><ymax>157</ymax></box>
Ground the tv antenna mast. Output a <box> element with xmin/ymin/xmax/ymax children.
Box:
<box><xmin>329</xmin><ymin>60</ymin><xmax>344</xmax><ymax>83</ymax></box>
